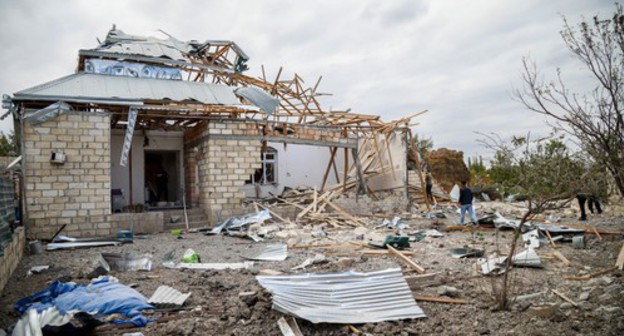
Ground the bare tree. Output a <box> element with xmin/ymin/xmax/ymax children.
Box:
<box><xmin>479</xmin><ymin>133</ymin><xmax>584</xmax><ymax>310</ymax></box>
<box><xmin>514</xmin><ymin>5</ymin><xmax>624</xmax><ymax>196</ymax></box>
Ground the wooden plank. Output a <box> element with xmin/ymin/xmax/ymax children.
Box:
<box><xmin>551</xmin><ymin>289</ymin><xmax>578</xmax><ymax>307</ymax></box>
<box><xmin>277</xmin><ymin>316</ymin><xmax>304</xmax><ymax>336</ymax></box>
<box><xmin>325</xmin><ymin>199</ymin><xmax>367</xmax><ymax>226</ymax></box>
<box><xmin>563</xmin><ymin>266</ymin><xmax>617</xmax><ymax>280</ymax></box>
<box><xmin>387</xmin><ymin>245</ymin><xmax>425</xmax><ymax>273</ymax></box>
<box><xmin>544</xmin><ymin>230</ymin><xmax>557</xmax><ymax>248</ymax></box>
<box><xmin>413</xmin><ymin>295</ymin><xmax>467</xmax><ymax>304</ymax></box>
<box><xmin>552</xmin><ymin>251</ymin><xmax>571</xmax><ymax>266</ymax></box>
<box><xmin>617</xmin><ymin>243</ymin><xmax>624</xmax><ymax>270</ymax></box>
<box><xmin>296</xmin><ymin>190</ymin><xmax>333</xmax><ymax>220</ymax></box>
<box><xmin>254</xmin><ymin>202</ymin><xmax>287</xmax><ymax>223</ymax></box>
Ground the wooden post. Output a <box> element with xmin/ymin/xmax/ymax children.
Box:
<box><xmin>351</xmin><ymin>147</ymin><xmax>368</xmax><ymax>196</ymax></box>
<box><xmin>407</xmin><ymin>128</ymin><xmax>430</xmax><ymax>211</ymax></box>
<box><xmin>321</xmin><ymin>147</ymin><xmax>337</xmax><ymax>192</ymax></box>
<box><xmin>343</xmin><ymin>147</ymin><xmax>349</xmax><ymax>193</ymax></box>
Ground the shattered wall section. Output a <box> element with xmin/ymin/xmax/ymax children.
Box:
<box><xmin>23</xmin><ymin>113</ymin><xmax>111</xmax><ymax>239</ymax></box>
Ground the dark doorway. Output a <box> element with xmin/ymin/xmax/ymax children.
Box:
<box><xmin>145</xmin><ymin>150</ymin><xmax>180</xmax><ymax>206</ymax></box>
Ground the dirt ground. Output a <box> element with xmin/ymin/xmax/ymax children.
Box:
<box><xmin>1</xmin><ymin>201</ymin><xmax>623</xmax><ymax>335</ymax></box>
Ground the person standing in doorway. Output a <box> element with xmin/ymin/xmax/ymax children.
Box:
<box><xmin>156</xmin><ymin>165</ymin><xmax>169</xmax><ymax>202</ymax></box>
<box><xmin>459</xmin><ymin>180</ymin><xmax>478</xmax><ymax>225</ymax></box>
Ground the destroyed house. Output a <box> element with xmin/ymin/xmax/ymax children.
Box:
<box><xmin>4</xmin><ymin>27</ymin><xmax>429</xmax><ymax>239</ymax></box>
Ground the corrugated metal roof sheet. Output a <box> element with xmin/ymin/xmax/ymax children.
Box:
<box><xmin>256</xmin><ymin>268</ymin><xmax>426</xmax><ymax>324</ymax></box>
<box><xmin>148</xmin><ymin>286</ymin><xmax>191</xmax><ymax>308</ymax></box>
<box><xmin>234</xmin><ymin>86</ymin><xmax>278</xmax><ymax>115</ymax></box>
<box><xmin>245</xmin><ymin>244</ymin><xmax>288</xmax><ymax>261</ymax></box>
<box><xmin>14</xmin><ymin>72</ymin><xmax>241</xmax><ymax>106</ymax></box>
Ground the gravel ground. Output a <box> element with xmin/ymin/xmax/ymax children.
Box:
<box><xmin>0</xmin><ymin>206</ymin><xmax>623</xmax><ymax>335</ymax></box>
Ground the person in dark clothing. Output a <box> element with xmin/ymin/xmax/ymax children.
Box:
<box><xmin>425</xmin><ymin>171</ymin><xmax>434</xmax><ymax>203</ymax></box>
<box><xmin>577</xmin><ymin>194</ymin><xmax>603</xmax><ymax>221</ymax></box>
<box><xmin>459</xmin><ymin>180</ymin><xmax>478</xmax><ymax>225</ymax></box>
<box><xmin>155</xmin><ymin>166</ymin><xmax>169</xmax><ymax>202</ymax></box>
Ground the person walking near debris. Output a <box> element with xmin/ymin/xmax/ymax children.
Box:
<box><xmin>459</xmin><ymin>181</ymin><xmax>478</xmax><ymax>225</ymax></box>
<box><xmin>425</xmin><ymin>171</ymin><xmax>434</xmax><ymax>203</ymax></box>
<box><xmin>577</xmin><ymin>194</ymin><xmax>603</xmax><ymax>221</ymax></box>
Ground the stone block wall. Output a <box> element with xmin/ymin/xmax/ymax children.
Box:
<box><xmin>0</xmin><ymin>227</ymin><xmax>25</xmax><ymax>294</ymax></box>
<box><xmin>23</xmin><ymin>113</ymin><xmax>111</xmax><ymax>239</ymax></box>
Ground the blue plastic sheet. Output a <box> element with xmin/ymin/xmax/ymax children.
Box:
<box><xmin>15</xmin><ymin>276</ymin><xmax>153</xmax><ymax>327</ymax></box>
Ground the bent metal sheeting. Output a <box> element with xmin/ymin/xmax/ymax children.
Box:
<box><xmin>256</xmin><ymin>268</ymin><xmax>426</xmax><ymax>324</ymax></box>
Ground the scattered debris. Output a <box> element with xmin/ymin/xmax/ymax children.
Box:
<box><xmin>617</xmin><ymin>243</ymin><xmax>624</xmax><ymax>270</ymax></box>
<box><xmin>26</xmin><ymin>265</ymin><xmax>50</xmax><ymax>277</ymax></box>
<box><xmin>368</xmin><ymin>235</ymin><xmax>410</xmax><ymax>249</ymax></box>
<box><xmin>537</xmin><ymin>224</ymin><xmax>586</xmax><ymax>234</ymax></box>
<box><xmin>208</xmin><ymin>210</ymin><xmax>271</xmax><ymax>235</ymax></box>
<box><xmin>413</xmin><ymin>295</ymin><xmax>468</xmax><ymax>304</ymax></box>
<box><xmin>387</xmin><ymin>245</ymin><xmax>425</xmax><ymax>273</ymax></box>
<box><xmin>437</xmin><ymin>285</ymin><xmax>460</xmax><ymax>298</ymax></box>
<box><xmin>522</xmin><ymin>229</ymin><xmax>540</xmax><ymax>249</ymax></box>
<box><xmin>47</xmin><ymin>240</ymin><xmax>121</xmax><ymax>251</ymax></box>
<box><xmin>450</xmin><ymin>248</ymin><xmax>484</xmax><ymax>259</ymax></box>
<box><xmin>163</xmin><ymin>250</ymin><xmax>253</xmax><ymax>270</ymax></box>
<box><xmin>512</xmin><ymin>291</ymin><xmax>547</xmax><ymax>302</ymax></box>
<box><xmin>277</xmin><ymin>316</ymin><xmax>304</xmax><ymax>336</ymax></box>
<box><xmin>552</xmin><ymin>251</ymin><xmax>572</xmax><ymax>266</ymax></box>
<box><xmin>292</xmin><ymin>254</ymin><xmax>327</xmax><ymax>270</ymax></box>
<box><xmin>571</xmin><ymin>235</ymin><xmax>585</xmax><ymax>249</ymax></box>
<box><xmin>99</xmin><ymin>253</ymin><xmax>153</xmax><ymax>272</ymax></box>
<box><xmin>245</xmin><ymin>244</ymin><xmax>288</xmax><ymax>261</ymax></box>
<box><xmin>480</xmin><ymin>248</ymin><xmax>541</xmax><ymax>275</ymax></box>
<box><xmin>13</xmin><ymin>276</ymin><xmax>152</xmax><ymax>336</ymax></box>
<box><xmin>177</xmin><ymin>262</ymin><xmax>253</xmax><ymax>270</ymax></box>
<box><xmin>552</xmin><ymin>289</ymin><xmax>578</xmax><ymax>307</ymax></box>
<box><xmin>257</xmin><ymin>268</ymin><xmax>426</xmax><ymax>323</ymax></box>
<box><xmin>182</xmin><ymin>249</ymin><xmax>200</xmax><ymax>264</ymax></box>
<box><xmin>148</xmin><ymin>286</ymin><xmax>191</xmax><ymax>308</ymax></box>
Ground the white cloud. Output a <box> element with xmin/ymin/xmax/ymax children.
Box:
<box><xmin>0</xmin><ymin>0</ymin><xmax>613</xmax><ymax>159</ymax></box>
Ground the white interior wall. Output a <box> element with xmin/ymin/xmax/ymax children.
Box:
<box><xmin>366</xmin><ymin>133</ymin><xmax>407</xmax><ymax>191</ymax></box>
<box><xmin>242</xmin><ymin>142</ymin><xmax>347</xmax><ymax>198</ymax></box>
<box><xmin>111</xmin><ymin>130</ymin><xmax>184</xmax><ymax>207</ymax></box>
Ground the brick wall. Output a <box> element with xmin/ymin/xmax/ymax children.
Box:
<box><xmin>23</xmin><ymin>113</ymin><xmax>111</xmax><ymax>239</ymax></box>
<box><xmin>0</xmin><ymin>227</ymin><xmax>25</xmax><ymax>294</ymax></box>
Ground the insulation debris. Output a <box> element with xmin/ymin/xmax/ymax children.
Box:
<box><xmin>256</xmin><ymin>268</ymin><xmax>426</xmax><ymax>324</ymax></box>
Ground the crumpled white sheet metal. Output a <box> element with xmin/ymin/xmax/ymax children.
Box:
<box><xmin>257</xmin><ymin>268</ymin><xmax>426</xmax><ymax>324</ymax></box>
<box><xmin>480</xmin><ymin>248</ymin><xmax>542</xmax><ymax>275</ymax></box>
<box><xmin>234</xmin><ymin>86</ymin><xmax>278</xmax><ymax>115</ymax></box>
<box><xmin>245</xmin><ymin>244</ymin><xmax>288</xmax><ymax>261</ymax></box>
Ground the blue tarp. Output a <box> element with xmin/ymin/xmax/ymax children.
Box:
<box><xmin>15</xmin><ymin>276</ymin><xmax>153</xmax><ymax>327</ymax></box>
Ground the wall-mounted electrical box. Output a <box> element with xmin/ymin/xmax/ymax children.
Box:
<box><xmin>50</xmin><ymin>152</ymin><xmax>66</xmax><ymax>165</ymax></box>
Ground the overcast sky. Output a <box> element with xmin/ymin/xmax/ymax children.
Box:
<box><xmin>0</xmin><ymin>0</ymin><xmax>614</xmax><ymax>160</ymax></box>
